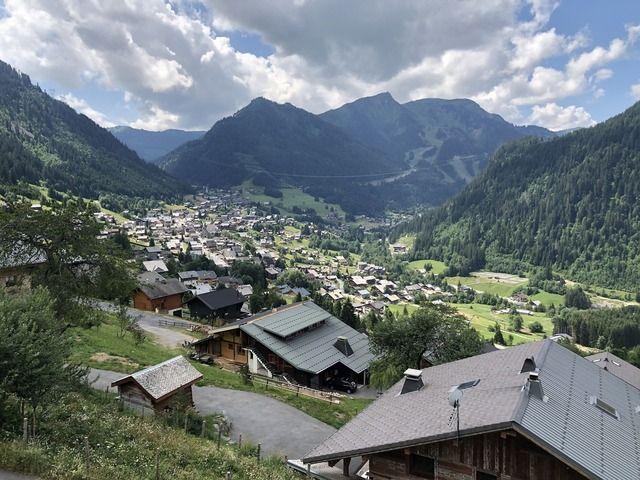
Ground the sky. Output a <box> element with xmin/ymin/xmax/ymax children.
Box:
<box><xmin>0</xmin><ymin>0</ymin><xmax>638</xmax><ymax>132</ymax></box>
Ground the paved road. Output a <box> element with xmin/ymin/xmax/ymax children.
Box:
<box><xmin>94</xmin><ymin>301</ymin><xmax>197</xmax><ymax>348</ymax></box>
<box><xmin>88</xmin><ymin>369</ymin><xmax>335</xmax><ymax>459</ymax></box>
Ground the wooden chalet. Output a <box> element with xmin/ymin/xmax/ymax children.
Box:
<box><xmin>111</xmin><ymin>356</ymin><xmax>203</xmax><ymax>415</ymax></box>
<box><xmin>133</xmin><ymin>271</ymin><xmax>188</xmax><ymax>313</ymax></box>
<box><xmin>185</xmin><ymin>287</ymin><xmax>245</xmax><ymax>321</ymax></box>
<box><xmin>304</xmin><ymin>340</ymin><xmax>640</xmax><ymax>480</ymax></box>
<box><xmin>191</xmin><ymin>301</ymin><xmax>375</xmax><ymax>389</ymax></box>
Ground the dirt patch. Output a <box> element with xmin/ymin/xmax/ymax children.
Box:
<box><xmin>90</xmin><ymin>352</ymin><xmax>139</xmax><ymax>369</ymax></box>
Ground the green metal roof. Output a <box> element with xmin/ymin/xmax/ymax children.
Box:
<box><xmin>240</xmin><ymin>302</ymin><xmax>374</xmax><ymax>375</ymax></box>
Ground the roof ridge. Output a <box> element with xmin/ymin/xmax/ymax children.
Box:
<box><xmin>512</xmin><ymin>339</ymin><xmax>553</xmax><ymax>424</ymax></box>
<box><xmin>132</xmin><ymin>355</ymin><xmax>184</xmax><ymax>378</ymax></box>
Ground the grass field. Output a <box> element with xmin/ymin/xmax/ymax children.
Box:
<box><xmin>396</xmin><ymin>235</ymin><xmax>415</xmax><ymax>250</ymax></box>
<box><xmin>388</xmin><ymin>302</ymin><xmax>553</xmax><ymax>345</ymax></box>
<box><xmin>454</xmin><ymin>303</ymin><xmax>553</xmax><ymax>345</ymax></box>
<box><xmin>71</xmin><ymin>315</ymin><xmax>370</xmax><ymax>429</ymax></box>
<box><xmin>408</xmin><ymin>259</ymin><xmax>447</xmax><ymax>275</ymax></box>
<box><xmin>446</xmin><ymin>272</ymin><xmax>529</xmax><ymax>298</ymax></box>
<box><xmin>240</xmin><ymin>181</ymin><xmax>344</xmax><ymax>219</ymax></box>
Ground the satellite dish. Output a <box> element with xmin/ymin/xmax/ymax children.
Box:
<box><xmin>448</xmin><ymin>387</ymin><xmax>463</xmax><ymax>407</ymax></box>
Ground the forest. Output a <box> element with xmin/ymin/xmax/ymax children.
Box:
<box><xmin>0</xmin><ymin>60</ymin><xmax>189</xmax><ymax>200</ymax></box>
<box><xmin>405</xmin><ymin>101</ymin><xmax>640</xmax><ymax>290</ymax></box>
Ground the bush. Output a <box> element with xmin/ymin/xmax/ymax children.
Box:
<box><xmin>529</xmin><ymin>321</ymin><xmax>544</xmax><ymax>333</ymax></box>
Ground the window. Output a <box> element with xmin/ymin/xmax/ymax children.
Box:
<box><xmin>457</xmin><ymin>379</ymin><xmax>480</xmax><ymax>390</ymax></box>
<box><xmin>477</xmin><ymin>472</ymin><xmax>497</xmax><ymax>480</ymax></box>
<box><xmin>227</xmin><ymin>343</ymin><xmax>234</xmax><ymax>351</ymax></box>
<box><xmin>409</xmin><ymin>454</ymin><xmax>435</xmax><ymax>479</ymax></box>
<box><xmin>590</xmin><ymin>396</ymin><xmax>619</xmax><ymax>419</ymax></box>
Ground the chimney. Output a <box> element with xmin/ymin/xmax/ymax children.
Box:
<box><xmin>526</xmin><ymin>371</ymin><xmax>545</xmax><ymax>400</ymax></box>
<box><xmin>520</xmin><ymin>356</ymin><xmax>536</xmax><ymax>374</ymax></box>
<box><xmin>400</xmin><ymin>368</ymin><xmax>424</xmax><ymax>395</ymax></box>
<box><xmin>334</xmin><ymin>336</ymin><xmax>354</xmax><ymax>357</ymax></box>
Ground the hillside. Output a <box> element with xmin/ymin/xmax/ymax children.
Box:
<box><xmin>109</xmin><ymin>126</ymin><xmax>204</xmax><ymax>162</ymax></box>
<box><xmin>0</xmin><ymin>60</ymin><xmax>189</xmax><ymax>199</ymax></box>
<box><xmin>161</xmin><ymin>97</ymin><xmax>394</xmax><ymax>213</ymax></box>
<box><xmin>407</xmin><ymin>101</ymin><xmax>640</xmax><ymax>290</ymax></box>
<box><xmin>161</xmin><ymin>93</ymin><xmax>552</xmax><ymax>215</ymax></box>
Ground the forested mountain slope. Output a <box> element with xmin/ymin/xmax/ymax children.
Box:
<box><xmin>161</xmin><ymin>93</ymin><xmax>552</xmax><ymax>215</ymax></box>
<box><xmin>109</xmin><ymin>126</ymin><xmax>204</xmax><ymax>162</ymax></box>
<box><xmin>407</xmin><ymin>101</ymin><xmax>640</xmax><ymax>290</ymax></box>
<box><xmin>0</xmin><ymin>60</ymin><xmax>188</xmax><ymax>199</ymax></box>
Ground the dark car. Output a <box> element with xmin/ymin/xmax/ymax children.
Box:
<box><xmin>327</xmin><ymin>377</ymin><xmax>357</xmax><ymax>394</ymax></box>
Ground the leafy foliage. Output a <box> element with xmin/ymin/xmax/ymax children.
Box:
<box><xmin>553</xmin><ymin>306</ymin><xmax>640</xmax><ymax>349</ymax></box>
<box><xmin>369</xmin><ymin>304</ymin><xmax>482</xmax><ymax>388</ymax></box>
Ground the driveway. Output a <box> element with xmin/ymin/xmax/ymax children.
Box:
<box><xmin>88</xmin><ymin>368</ymin><xmax>335</xmax><ymax>459</ymax></box>
<box><xmin>193</xmin><ymin>385</ymin><xmax>335</xmax><ymax>459</ymax></box>
<box><xmin>94</xmin><ymin>301</ymin><xmax>197</xmax><ymax>348</ymax></box>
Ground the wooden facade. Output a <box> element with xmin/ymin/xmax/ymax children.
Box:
<box><xmin>133</xmin><ymin>289</ymin><xmax>183</xmax><ymax>312</ymax></box>
<box><xmin>366</xmin><ymin>430</ymin><xmax>587</xmax><ymax>480</ymax></box>
<box><xmin>117</xmin><ymin>382</ymin><xmax>195</xmax><ymax>415</ymax></box>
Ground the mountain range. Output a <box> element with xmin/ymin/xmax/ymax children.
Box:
<box><xmin>406</xmin><ymin>100</ymin><xmax>640</xmax><ymax>290</ymax></box>
<box><xmin>0</xmin><ymin>60</ymin><xmax>188</xmax><ymax>200</ymax></box>
<box><xmin>160</xmin><ymin>92</ymin><xmax>554</xmax><ymax>214</ymax></box>
<box><xmin>108</xmin><ymin>126</ymin><xmax>205</xmax><ymax>162</ymax></box>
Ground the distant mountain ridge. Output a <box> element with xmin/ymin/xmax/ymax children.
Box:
<box><xmin>161</xmin><ymin>92</ymin><xmax>553</xmax><ymax>214</ymax></box>
<box><xmin>405</xmin><ymin>100</ymin><xmax>640</xmax><ymax>290</ymax></box>
<box><xmin>0</xmin><ymin>59</ymin><xmax>188</xmax><ymax>199</ymax></box>
<box><xmin>109</xmin><ymin>126</ymin><xmax>205</xmax><ymax>162</ymax></box>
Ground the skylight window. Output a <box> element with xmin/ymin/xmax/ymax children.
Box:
<box><xmin>457</xmin><ymin>379</ymin><xmax>480</xmax><ymax>390</ymax></box>
<box><xmin>590</xmin><ymin>396</ymin><xmax>619</xmax><ymax>419</ymax></box>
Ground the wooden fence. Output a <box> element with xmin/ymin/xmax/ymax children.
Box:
<box><xmin>249</xmin><ymin>374</ymin><xmax>343</xmax><ymax>404</ymax></box>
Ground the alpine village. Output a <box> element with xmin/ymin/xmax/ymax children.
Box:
<box><xmin>1</xmin><ymin>2</ymin><xmax>640</xmax><ymax>480</ymax></box>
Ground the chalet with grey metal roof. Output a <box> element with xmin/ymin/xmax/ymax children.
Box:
<box><xmin>303</xmin><ymin>340</ymin><xmax>640</xmax><ymax>480</ymax></box>
<box><xmin>192</xmin><ymin>301</ymin><xmax>375</xmax><ymax>389</ymax></box>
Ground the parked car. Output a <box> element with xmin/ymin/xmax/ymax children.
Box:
<box><xmin>189</xmin><ymin>352</ymin><xmax>214</xmax><ymax>365</ymax></box>
<box><xmin>327</xmin><ymin>377</ymin><xmax>357</xmax><ymax>394</ymax></box>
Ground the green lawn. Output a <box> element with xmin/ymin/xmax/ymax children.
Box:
<box><xmin>71</xmin><ymin>315</ymin><xmax>371</xmax><ymax>429</ymax></box>
<box><xmin>453</xmin><ymin>303</ymin><xmax>553</xmax><ymax>345</ymax></box>
<box><xmin>240</xmin><ymin>180</ymin><xmax>344</xmax><ymax>219</ymax></box>
<box><xmin>408</xmin><ymin>259</ymin><xmax>447</xmax><ymax>275</ymax></box>
<box><xmin>446</xmin><ymin>272</ymin><xmax>528</xmax><ymax>298</ymax></box>
<box><xmin>396</xmin><ymin>235</ymin><xmax>415</xmax><ymax>249</ymax></box>
<box><xmin>530</xmin><ymin>290</ymin><xmax>565</xmax><ymax>307</ymax></box>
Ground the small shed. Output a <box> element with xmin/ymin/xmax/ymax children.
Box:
<box><xmin>186</xmin><ymin>288</ymin><xmax>245</xmax><ymax>321</ymax></box>
<box><xmin>111</xmin><ymin>356</ymin><xmax>203</xmax><ymax>415</ymax></box>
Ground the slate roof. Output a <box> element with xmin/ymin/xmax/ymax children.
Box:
<box><xmin>187</xmin><ymin>288</ymin><xmax>244</xmax><ymax>311</ymax></box>
<box><xmin>137</xmin><ymin>272</ymin><xmax>188</xmax><ymax>300</ymax></box>
<box><xmin>112</xmin><ymin>356</ymin><xmax>203</xmax><ymax>401</ymax></box>
<box><xmin>178</xmin><ymin>270</ymin><xmax>218</xmax><ymax>281</ymax></box>
<box><xmin>240</xmin><ymin>302</ymin><xmax>374</xmax><ymax>375</ymax></box>
<box><xmin>585</xmin><ymin>351</ymin><xmax>640</xmax><ymax>390</ymax></box>
<box><xmin>304</xmin><ymin>340</ymin><xmax>640</xmax><ymax>480</ymax></box>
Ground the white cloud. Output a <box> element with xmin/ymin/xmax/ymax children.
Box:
<box><xmin>632</xmin><ymin>83</ymin><xmax>640</xmax><ymax>100</ymax></box>
<box><xmin>0</xmin><ymin>0</ymin><xmax>635</xmax><ymax>130</ymax></box>
<box><xmin>528</xmin><ymin>102</ymin><xmax>595</xmax><ymax>130</ymax></box>
<box><xmin>56</xmin><ymin>93</ymin><xmax>117</xmax><ymax>128</ymax></box>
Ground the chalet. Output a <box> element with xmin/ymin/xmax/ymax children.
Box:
<box><xmin>133</xmin><ymin>272</ymin><xmax>188</xmax><ymax>313</ymax></box>
<box><xmin>192</xmin><ymin>301</ymin><xmax>375</xmax><ymax>389</ymax></box>
<box><xmin>303</xmin><ymin>340</ymin><xmax>640</xmax><ymax>480</ymax></box>
<box><xmin>186</xmin><ymin>288</ymin><xmax>245</xmax><ymax>320</ymax></box>
<box><xmin>111</xmin><ymin>356</ymin><xmax>202</xmax><ymax>415</ymax></box>
<box><xmin>142</xmin><ymin>259</ymin><xmax>169</xmax><ymax>273</ymax></box>
<box><xmin>0</xmin><ymin>248</ymin><xmax>46</xmax><ymax>290</ymax></box>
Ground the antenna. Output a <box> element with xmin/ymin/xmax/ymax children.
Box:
<box><xmin>448</xmin><ymin>387</ymin><xmax>463</xmax><ymax>443</ymax></box>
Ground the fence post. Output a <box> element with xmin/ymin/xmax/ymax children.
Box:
<box><xmin>265</xmin><ymin>379</ymin><xmax>268</xmax><ymax>390</ymax></box>
<box><xmin>238</xmin><ymin>433</ymin><xmax>242</xmax><ymax>449</ymax></box>
<box><xmin>83</xmin><ymin>436</ymin><xmax>90</xmax><ymax>470</ymax></box>
<box><xmin>297</xmin><ymin>386</ymin><xmax>300</xmax><ymax>397</ymax></box>
<box><xmin>155</xmin><ymin>449</ymin><xmax>160</xmax><ymax>480</ymax></box>
<box><xmin>257</xmin><ymin>443</ymin><xmax>261</xmax><ymax>463</ymax></box>
<box><xmin>217</xmin><ymin>426</ymin><xmax>222</xmax><ymax>449</ymax></box>
<box><xmin>184</xmin><ymin>414</ymin><xmax>188</xmax><ymax>433</ymax></box>
<box><xmin>201</xmin><ymin>420</ymin><xmax>206</xmax><ymax>438</ymax></box>
<box><xmin>22</xmin><ymin>417</ymin><xmax>28</xmax><ymax>442</ymax></box>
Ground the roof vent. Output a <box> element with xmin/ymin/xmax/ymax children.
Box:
<box><xmin>526</xmin><ymin>371</ymin><xmax>545</xmax><ymax>401</ymax></box>
<box><xmin>520</xmin><ymin>356</ymin><xmax>536</xmax><ymax>374</ymax></box>
<box><xmin>334</xmin><ymin>336</ymin><xmax>354</xmax><ymax>357</ymax></box>
<box><xmin>400</xmin><ymin>368</ymin><xmax>424</xmax><ymax>395</ymax></box>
